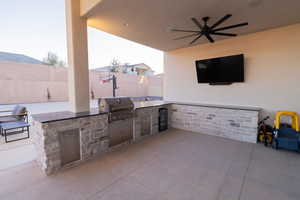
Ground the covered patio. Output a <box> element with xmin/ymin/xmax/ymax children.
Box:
<box><xmin>1</xmin><ymin>0</ymin><xmax>300</xmax><ymax>199</ymax></box>
<box><xmin>1</xmin><ymin>129</ymin><xmax>300</xmax><ymax>200</ymax></box>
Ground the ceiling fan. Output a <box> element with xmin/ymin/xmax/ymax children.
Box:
<box><xmin>172</xmin><ymin>14</ymin><xmax>248</xmax><ymax>44</ymax></box>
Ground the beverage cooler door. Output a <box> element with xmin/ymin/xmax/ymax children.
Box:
<box><xmin>159</xmin><ymin>108</ymin><xmax>168</xmax><ymax>132</ymax></box>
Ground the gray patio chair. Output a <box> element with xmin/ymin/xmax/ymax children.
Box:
<box><xmin>0</xmin><ymin>105</ymin><xmax>28</xmax><ymax>137</ymax></box>
<box><xmin>0</xmin><ymin>105</ymin><xmax>28</xmax><ymax>123</ymax></box>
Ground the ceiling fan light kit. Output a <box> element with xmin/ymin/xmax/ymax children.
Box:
<box><xmin>172</xmin><ymin>14</ymin><xmax>248</xmax><ymax>44</ymax></box>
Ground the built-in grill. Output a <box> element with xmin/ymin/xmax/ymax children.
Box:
<box><xmin>99</xmin><ymin>97</ymin><xmax>134</xmax><ymax>147</ymax></box>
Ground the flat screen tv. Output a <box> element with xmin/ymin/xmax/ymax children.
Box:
<box><xmin>195</xmin><ymin>54</ymin><xmax>244</xmax><ymax>85</ymax></box>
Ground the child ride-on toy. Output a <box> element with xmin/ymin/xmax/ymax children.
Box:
<box><xmin>273</xmin><ymin>111</ymin><xmax>300</xmax><ymax>152</ymax></box>
<box><xmin>257</xmin><ymin>116</ymin><xmax>273</xmax><ymax>146</ymax></box>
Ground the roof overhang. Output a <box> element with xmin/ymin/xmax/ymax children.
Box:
<box><xmin>80</xmin><ymin>0</ymin><xmax>103</xmax><ymax>17</ymax></box>
<box><xmin>83</xmin><ymin>0</ymin><xmax>300</xmax><ymax>51</ymax></box>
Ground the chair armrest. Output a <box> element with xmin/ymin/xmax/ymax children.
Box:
<box><xmin>0</xmin><ymin>113</ymin><xmax>27</xmax><ymax>118</ymax></box>
<box><xmin>14</xmin><ymin>113</ymin><xmax>28</xmax><ymax>117</ymax></box>
<box><xmin>0</xmin><ymin>110</ymin><xmax>13</xmax><ymax>113</ymax></box>
<box><xmin>0</xmin><ymin>114</ymin><xmax>16</xmax><ymax>118</ymax></box>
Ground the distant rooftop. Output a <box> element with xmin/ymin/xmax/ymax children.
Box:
<box><xmin>93</xmin><ymin>63</ymin><xmax>154</xmax><ymax>76</ymax></box>
<box><xmin>94</xmin><ymin>63</ymin><xmax>152</xmax><ymax>71</ymax></box>
<box><xmin>0</xmin><ymin>52</ymin><xmax>44</xmax><ymax>65</ymax></box>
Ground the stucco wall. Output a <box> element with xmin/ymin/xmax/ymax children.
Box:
<box><xmin>0</xmin><ymin>62</ymin><xmax>162</xmax><ymax>104</ymax></box>
<box><xmin>164</xmin><ymin>24</ymin><xmax>300</xmax><ymax>118</ymax></box>
<box><xmin>90</xmin><ymin>71</ymin><xmax>149</xmax><ymax>98</ymax></box>
<box><xmin>0</xmin><ymin>62</ymin><xmax>68</xmax><ymax>104</ymax></box>
<box><xmin>147</xmin><ymin>74</ymin><xmax>163</xmax><ymax>97</ymax></box>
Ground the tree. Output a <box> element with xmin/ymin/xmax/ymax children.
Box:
<box><xmin>43</xmin><ymin>52</ymin><xmax>66</xmax><ymax>67</ymax></box>
<box><xmin>110</xmin><ymin>58</ymin><xmax>122</xmax><ymax>72</ymax></box>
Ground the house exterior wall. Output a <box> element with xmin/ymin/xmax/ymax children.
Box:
<box><xmin>0</xmin><ymin>62</ymin><xmax>162</xmax><ymax>104</ymax></box>
<box><xmin>164</xmin><ymin>23</ymin><xmax>300</xmax><ymax>119</ymax></box>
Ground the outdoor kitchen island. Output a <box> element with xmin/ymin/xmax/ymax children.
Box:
<box><xmin>31</xmin><ymin>99</ymin><xmax>259</xmax><ymax>175</ymax></box>
<box><xmin>31</xmin><ymin>100</ymin><xmax>171</xmax><ymax>175</ymax></box>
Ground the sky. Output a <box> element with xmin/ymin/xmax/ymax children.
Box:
<box><xmin>0</xmin><ymin>0</ymin><xmax>163</xmax><ymax>74</ymax></box>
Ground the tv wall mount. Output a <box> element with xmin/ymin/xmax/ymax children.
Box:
<box><xmin>209</xmin><ymin>82</ymin><xmax>233</xmax><ymax>86</ymax></box>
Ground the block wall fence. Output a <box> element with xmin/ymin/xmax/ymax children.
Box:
<box><xmin>0</xmin><ymin>61</ymin><xmax>163</xmax><ymax>104</ymax></box>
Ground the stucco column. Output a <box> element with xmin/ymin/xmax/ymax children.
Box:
<box><xmin>65</xmin><ymin>0</ymin><xmax>90</xmax><ymax>113</ymax></box>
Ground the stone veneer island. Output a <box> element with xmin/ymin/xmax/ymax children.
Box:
<box><xmin>31</xmin><ymin>101</ymin><xmax>260</xmax><ymax>175</ymax></box>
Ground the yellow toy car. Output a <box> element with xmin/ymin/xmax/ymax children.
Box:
<box><xmin>273</xmin><ymin>111</ymin><xmax>300</xmax><ymax>152</ymax></box>
<box><xmin>274</xmin><ymin>111</ymin><xmax>299</xmax><ymax>131</ymax></box>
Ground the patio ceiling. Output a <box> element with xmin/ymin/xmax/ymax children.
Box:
<box><xmin>85</xmin><ymin>0</ymin><xmax>300</xmax><ymax>51</ymax></box>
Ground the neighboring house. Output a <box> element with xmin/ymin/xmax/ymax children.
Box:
<box><xmin>0</xmin><ymin>51</ymin><xmax>44</xmax><ymax>65</ymax></box>
<box><xmin>94</xmin><ymin>63</ymin><xmax>155</xmax><ymax>76</ymax></box>
<box><xmin>123</xmin><ymin>63</ymin><xmax>155</xmax><ymax>76</ymax></box>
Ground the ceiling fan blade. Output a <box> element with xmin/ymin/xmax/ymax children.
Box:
<box><xmin>171</xmin><ymin>29</ymin><xmax>200</xmax><ymax>33</ymax></box>
<box><xmin>190</xmin><ymin>33</ymin><xmax>204</xmax><ymax>44</ymax></box>
<box><xmin>210</xmin><ymin>14</ymin><xmax>232</xmax><ymax>30</ymax></box>
<box><xmin>213</xmin><ymin>22</ymin><xmax>248</xmax><ymax>32</ymax></box>
<box><xmin>191</xmin><ymin>18</ymin><xmax>203</xmax><ymax>30</ymax></box>
<box><xmin>173</xmin><ymin>33</ymin><xmax>200</xmax><ymax>40</ymax></box>
<box><xmin>205</xmin><ymin>34</ymin><xmax>215</xmax><ymax>43</ymax></box>
<box><xmin>210</xmin><ymin>32</ymin><xmax>237</xmax><ymax>37</ymax></box>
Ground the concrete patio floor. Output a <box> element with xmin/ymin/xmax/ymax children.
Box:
<box><xmin>0</xmin><ymin>135</ymin><xmax>35</xmax><ymax>171</ymax></box>
<box><xmin>0</xmin><ymin>129</ymin><xmax>299</xmax><ymax>200</ymax></box>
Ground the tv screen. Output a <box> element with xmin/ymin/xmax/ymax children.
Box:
<box><xmin>195</xmin><ymin>54</ymin><xmax>244</xmax><ymax>84</ymax></box>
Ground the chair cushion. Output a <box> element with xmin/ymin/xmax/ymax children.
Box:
<box><xmin>0</xmin><ymin>116</ymin><xmax>17</xmax><ymax>123</ymax></box>
<box><xmin>12</xmin><ymin>105</ymin><xmax>26</xmax><ymax>120</ymax></box>
<box><xmin>12</xmin><ymin>105</ymin><xmax>20</xmax><ymax>115</ymax></box>
<box><xmin>1</xmin><ymin>121</ymin><xmax>30</xmax><ymax>130</ymax></box>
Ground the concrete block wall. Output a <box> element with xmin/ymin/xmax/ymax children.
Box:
<box><xmin>0</xmin><ymin>61</ymin><xmax>163</xmax><ymax>104</ymax></box>
<box><xmin>170</xmin><ymin>104</ymin><xmax>259</xmax><ymax>143</ymax></box>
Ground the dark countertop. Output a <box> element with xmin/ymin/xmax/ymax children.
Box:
<box><xmin>134</xmin><ymin>101</ymin><xmax>171</xmax><ymax>109</ymax></box>
<box><xmin>134</xmin><ymin>100</ymin><xmax>261</xmax><ymax>111</ymax></box>
<box><xmin>32</xmin><ymin>101</ymin><xmax>170</xmax><ymax>123</ymax></box>
<box><xmin>31</xmin><ymin>108</ymin><xmax>108</xmax><ymax>123</ymax></box>
<box><xmin>166</xmin><ymin>101</ymin><xmax>261</xmax><ymax>112</ymax></box>
<box><xmin>32</xmin><ymin>100</ymin><xmax>260</xmax><ymax>124</ymax></box>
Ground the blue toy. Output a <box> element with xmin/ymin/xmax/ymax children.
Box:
<box><xmin>273</xmin><ymin>111</ymin><xmax>300</xmax><ymax>152</ymax></box>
